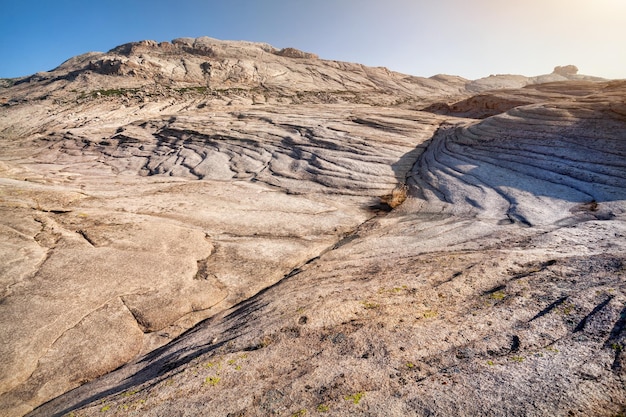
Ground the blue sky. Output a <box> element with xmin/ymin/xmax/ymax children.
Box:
<box><xmin>1</xmin><ymin>0</ymin><xmax>625</xmax><ymax>79</ymax></box>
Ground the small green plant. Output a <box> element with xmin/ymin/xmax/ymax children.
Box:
<box><xmin>204</xmin><ymin>376</ymin><xmax>221</xmax><ymax>386</ymax></box>
<box><xmin>510</xmin><ymin>356</ymin><xmax>525</xmax><ymax>363</ymax></box>
<box><xmin>361</xmin><ymin>301</ymin><xmax>380</xmax><ymax>309</ymax></box>
<box><xmin>100</xmin><ymin>404</ymin><xmax>111</xmax><ymax>412</ymax></box>
<box><xmin>344</xmin><ymin>391</ymin><xmax>365</xmax><ymax>404</ymax></box>
<box><xmin>0</xmin><ymin>78</ymin><xmax>15</xmax><ymax>88</ymax></box>
<box><xmin>611</xmin><ymin>343</ymin><xmax>623</xmax><ymax>352</ymax></box>
<box><xmin>258</xmin><ymin>336</ymin><xmax>273</xmax><ymax>348</ymax></box>
<box><xmin>122</xmin><ymin>399</ymin><xmax>145</xmax><ymax>411</ymax></box>
<box><xmin>176</xmin><ymin>86</ymin><xmax>210</xmax><ymax>94</ymax></box>
<box><xmin>317</xmin><ymin>404</ymin><xmax>330</xmax><ymax>412</ymax></box>
<box><xmin>204</xmin><ymin>361</ymin><xmax>222</xmax><ymax>369</ymax></box>
<box><xmin>560</xmin><ymin>303</ymin><xmax>575</xmax><ymax>315</ymax></box>
<box><xmin>122</xmin><ymin>390</ymin><xmax>138</xmax><ymax>397</ymax></box>
<box><xmin>406</xmin><ymin>362</ymin><xmax>415</xmax><ymax>369</ymax></box>
<box><xmin>291</xmin><ymin>409</ymin><xmax>307</xmax><ymax>417</ymax></box>
<box><xmin>422</xmin><ymin>310</ymin><xmax>438</xmax><ymax>319</ymax></box>
<box><xmin>489</xmin><ymin>291</ymin><xmax>506</xmax><ymax>300</ymax></box>
<box><xmin>380</xmin><ymin>286</ymin><xmax>407</xmax><ymax>294</ymax></box>
<box><xmin>545</xmin><ymin>346</ymin><xmax>559</xmax><ymax>353</ymax></box>
<box><xmin>91</xmin><ymin>88</ymin><xmax>139</xmax><ymax>98</ymax></box>
<box><xmin>486</xmin><ymin>360</ymin><xmax>494</xmax><ymax>366</ymax></box>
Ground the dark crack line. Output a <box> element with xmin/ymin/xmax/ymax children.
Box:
<box><xmin>574</xmin><ymin>296</ymin><xmax>613</xmax><ymax>333</ymax></box>
<box><xmin>76</xmin><ymin>229</ymin><xmax>96</xmax><ymax>247</ymax></box>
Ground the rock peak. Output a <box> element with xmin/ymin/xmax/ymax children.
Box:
<box><xmin>553</xmin><ymin>64</ymin><xmax>579</xmax><ymax>76</ymax></box>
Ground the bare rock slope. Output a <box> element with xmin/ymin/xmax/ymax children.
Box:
<box><xmin>0</xmin><ymin>38</ymin><xmax>624</xmax><ymax>416</ymax></box>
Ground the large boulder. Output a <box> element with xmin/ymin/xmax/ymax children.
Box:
<box><xmin>553</xmin><ymin>64</ymin><xmax>579</xmax><ymax>76</ymax></box>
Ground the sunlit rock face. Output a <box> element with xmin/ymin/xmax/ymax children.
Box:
<box><xmin>412</xmin><ymin>99</ymin><xmax>626</xmax><ymax>226</ymax></box>
<box><xmin>0</xmin><ymin>38</ymin><xmax>625</xmax><ymax>417</ymax></box>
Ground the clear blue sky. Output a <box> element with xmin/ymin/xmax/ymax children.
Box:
<box><xmin>1</xmin><ymin>0</ymin><xmax>625</xmax><ymax>80</ymax></box>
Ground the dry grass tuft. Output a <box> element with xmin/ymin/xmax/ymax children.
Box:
<box><xmin>378</xmin><ymin>184</ymin><xmax>408</xmax><ymax>211</ymax></box>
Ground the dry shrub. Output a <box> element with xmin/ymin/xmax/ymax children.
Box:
<box><xmin>380</xmin><ymin>184</ymin><xmax>408</xmax><ymax>209</ymax></box>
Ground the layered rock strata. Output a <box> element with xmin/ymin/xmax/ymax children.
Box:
<box><xmin>0</xmin><ymin>38</ymin><xmax>624</xmax><ymax>416</ymax></box>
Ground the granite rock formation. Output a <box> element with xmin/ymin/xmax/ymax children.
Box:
<box><xmin>0</xmin><ymin>38</ymin><xmax>624</xmax><ymax>416</ymax></box>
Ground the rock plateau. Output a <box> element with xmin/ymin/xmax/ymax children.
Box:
<box><xmin>0</xmin><ymin>37</ymin><xmax>624</xmax><ymax>417</ymax></box>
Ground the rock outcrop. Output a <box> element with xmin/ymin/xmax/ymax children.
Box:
<box><xmin>553</xmin><ymin>64</ymin><xmax>579</xmax><ymax>76</ymax></box>
<box><xmin>3</xmin><ymin>36</ymin><xmax>467</xmax><ymax>109</ymax></box>
<box><xmin>0</xmin><ymin>38</ymin><xmax>624</xmax><ymax>417</ymax></box>
<box><xmin>274</xmin><ymin>47</ymin><xmax>319</xmax><ymax>59</ymax></box>
<box><xmin>464</xmin><ymin>65</ymin><xmax>605</xmax><ymax>93</ymax></box>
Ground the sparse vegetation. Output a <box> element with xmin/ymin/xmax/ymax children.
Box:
<box><xmin>204</xmin><ymin>376</ymin><xmax>221</xmax><ymax>386</ymax></box>
<box><xmin>344</xmin><ymin>391</ymin><xmax>365</xmax><ymax>404</ymax></box>
<box><xmin>510</xmin><ymin>356</ymin><xmax>525</xmax><ymax>363</ymax></box>
<box><xmin>559</xmin><ymin>302</ymin><xmax>575</xmax><ymax>315</ymax></box>
<box><xmin>489</xmin><ymin>291</ymin><xmax>506</xmax><ymax>300</ymax></box>
<box><xmin>204</xmin><ymin>360</ymin><xmax>222</xmax><ymax>370</ymax></box>
<box><xmin>361</xmin><ymin>301</ymin><xmax>380</xmax><ymax>309</ymax></box>
<box><xmin>176</xmin><ymin>86</ymin><xmax>210</xmax><ymax>94</ymax></box>
<box><xmin>91</xmin><ymin>88</ymin><xmax>140</xmax><ymax>98</ymax></box>
<box><xmin>379</xmin><ymin>184</ymin><xmax>408</xmax><ymax>210</ymax></box>
<box><xmin>257</xmin><ymin>335</ymin><xmax>273</xmax><ymax>349</ymax></box>
<box><xmin>317</xmin><ymin>404</ymin><xmax>330</xmax><ymax>412</ymax></box>
<box><xmin>0</xmin><ymin>78</ymin><xmax>15</xmax><ymax>88</ymax></box>
<box><xmin>291</xmin><ymin>409</ymin><xmax>307</xmax><ymax>417</ymax></box>
<box><xmin>227</xmin><ymin>355</ymin><xmax>247</xmax><ymax>370</ymax></box>
<box><xmin>378</xmin><ymin>285</ymin><xmax>408</xmax><ymax>294</ymax></box>
<box><xmin>422</xmin><ymin>310</ymin><xmax>438</xmax><ymax>319</ymax></box>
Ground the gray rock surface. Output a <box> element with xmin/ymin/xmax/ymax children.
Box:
<box><xmin>0</xmin><ymin>38</ymin><xmax>624</xmax><ymax>416</ymax></box>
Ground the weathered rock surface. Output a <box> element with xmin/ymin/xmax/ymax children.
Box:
<box><xmin>0</xmin><ymin>38</ymin><xmax>624</xmax><ymax>416</ymax></box>
<box><xmin>464</xmin><ymin>65</ymin><xmax>606</xmax><ymax>93</ymax></box>
<box><xmin>1</xmin><ymin>36</ymin><xmax>468</xmax><ymax>110</ymax></box>
<box><xmin>553</xmin><ymin>65</ymin><xmax>579</xmax><ymax>76</ymax></box>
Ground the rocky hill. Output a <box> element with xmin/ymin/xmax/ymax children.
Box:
<box><xmin>0</xmin><ymin>38</ymin><xmax>625</xmax><ymax>417</ymax></box>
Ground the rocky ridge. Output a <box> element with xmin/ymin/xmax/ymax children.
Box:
<box><xmin>0</xmin><ymin>38</ymin><xmax>624</xmax><ymax>416</ymax></box>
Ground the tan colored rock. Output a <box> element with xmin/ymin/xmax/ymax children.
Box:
<box><xmin>0</xmin><ymin>38</ymin><xmax>624</xmax><ymax>417</ymax></box>
<box><xmin>2</xmin><ymin>298</ymin><xmax>143</xmax><ymax>417</ymax></box>
<box><xmin>553</xmin><ymin>64</ymin><xmax>578</xmax><ymax>76</ymax></box>
<box><xmin>274</xmin><ymin>47</ymin><xmax>319</xmax><ymax>59</ymax></box>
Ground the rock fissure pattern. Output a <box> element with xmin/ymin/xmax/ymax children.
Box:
<box><xmin>0</xmin><ymin>37</ymin><xmax>625</xmax><ymax>416</ymax></box>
